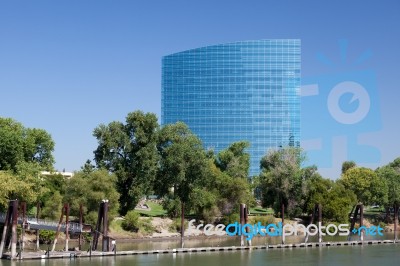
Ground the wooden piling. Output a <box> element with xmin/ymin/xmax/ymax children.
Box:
<box><xmin>102</xmin><ymin>201</ymin><xmax>109</xmax><ymax>252</ymax></box>
<box><xmin>79</xmin><ymin>204</ymin><xmax>83</xmax><ymax>251</ymax></box>
<box><xmin>281</xmin><ymin>203</ymin><xmax>285</xmax><ymax>244</ymax></box>
<box><xmin>93</xmin><ymin>200</ymin><xmax>110</xmax><ymax>251</ymax></box>
<box><xmin>21</xmin><ymin>202</ymin><xmax>27</xmax><ymax>252</ymax></box>
<box><xmin>93</xmin><ymin>202</ymin><xmax>102</xmax><ymax>250</ymax></box>
<box><xmin>360</xmin><ymin>204</ymin><xmax>364</xmax><ymax>241</ymax></box>
<box><xmin>318</xmin><ymin>204</ymin><xmax>322</xmax><ymax>243</ymax></box>
<box><xmin>52</xmin><ymin>204</ymin><xmax>66</xmax><ymax>252</ymax></box>
<box><xmin>348</xmin><ymin>204</ymin><xmax>360</xmax><ymax>241</ymax></box>
<box><xmin>11</xmin><ymin>200</ymin><xmax>18</xmax><ymax>258</ymax></box>
<box><xmin>36</xmin><ymin>202</ymin><xmax>40</xmax><ymax>251</ymax></box>
<box><xmin>244</xmin><ymin>205</ymin><xmax>251</xmax><ymax>246</ymax></box>
<box><xmin>180</xmin><ymin>201</ymin><xmax>184</xmax><ymax>249</ymax></box>
<box><xmin>394</xmin><ymin>204</ymin><xmax>398</xmax><ymax>241</ymax></box>
<box><xmin>240</xmin><ymin>203</ymin><xmax>245</xmax><ymax>246</ymax></box>
<box><xmin>65</xmin><ymin>204</ymin><xmax>70</xmax><ymax>251</ymax></box>
<box><xmin>0</xmin><ymin>201</ymin><xmax>13</xmax><ymax>257</ymax></box>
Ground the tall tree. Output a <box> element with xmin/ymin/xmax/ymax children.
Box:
<box><xmin>340</xmin><ymin>167</ymin><xmax>388</xmax><ymax>206</ymax></box>
<box><xmin>93</xmin><ymin>111</ymin><xmax>159</xmax><ymax>215</ymax></box>
<box><xmin>376</xmin><ymin>158</ymin><xmax>400</xmax><ymax>207</ymax></box>
<box><xmin>259</xmin><ymin>147</ymin><xmax>305</xmax><ymax>217</ymax></box>
<box><xmin>155</xmin><ymin>122</ymin><xmax>209</xmax><ymax>247</ymax></box>
<box><xmin>215</xmin><ymin>141</ymin><xmax>250</xmax><ymax>179</ymax></box>
<box><xmin>0</xmin><ymin>117</ymin><xmax>55</xmax><ymax>171</ymax></box>
<box><xmin>300</xmin><ymin>167</ymin><xmax>357</xmax><ymax>222</ymax></box>
<box><xmin>63</xmin><ymin>169</ymin><xmax>120</xmax><ymax>224</ymax></box>
<box><xmin>0</xmin><ymin>171</ymin><xmax>43</xmax><ymax>211</ymax></box>
<box><xmin>155</xmin><ymin>122</ymin><xmax>209</xmax><ymax>204</ymax></box>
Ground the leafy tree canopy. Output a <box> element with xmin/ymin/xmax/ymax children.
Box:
<box><xmin>259</xmin><ymin>147</ymin><xmax>305</xmax><ymax>217</ymax></box>
<box><xmin>0</xmin><ymin>117</ymin><xmax>55</xmax><ymax>171</ymax></box>
<box><xmin>155</xmin><ymin>122</ymin><xmax>209</xmax><ymax>204</ymax></box>
<box><xmin>93</xmin><ymin>111</ymin><xmax>159</xmax><ymax>215</ymax></box>
<box><xmin>215</xmin><ymin>141</ymin><xmax>250</xmax><ymax>179</ymax></box>
<box><xmin>340</xmin><ymin>167</ymin><xmax>388</xmax><ymax>206</ymax></box>
<box><xmin>63</xmin><ymin>169</ymin><xmax>120</xmax><ymax>222</ymax></box>
<box><xmin>376</xmin><ymin>157</ymin><xmax>400</xmax><ymax>206</ymax></box>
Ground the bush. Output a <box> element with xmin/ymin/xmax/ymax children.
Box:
<box><xmin>162</xmin><ymin>197</ymin><xmax>181</xmax><ymax>218</ymax></box>
<box><xmin>121</xmin><ymin>211</ymin><xmax>140</xmax><ymax>232</ymax></box>
<box><xmin>169</xmin><ymin>218</ymin><xmax>188</xmax><ymax>232</ymax></box>
<box><xmin>202</xmin><ymin>206</ymin><xmax>221</xmax><ymax>224</ymax></box>
<box><xmin>84</xmin><ymin>211</ymin><xmax>99</xmax><ymax>228</ymax></box>
<box><xmin>39</xmin><ymin>230</ymin><xmax>55</xmax><ymax>244</ymax></box>
<box><xmin>220</xmin><ymin>213</ymin><xmax>240</xmax><ymax>225</ymax></box>
<box><xmin>250</xmin><ymin>215</ymin><xmax>275</xmax><ymax>225</ymax></box>
<box><xmin>140</xmin><ymin>217</ymin><xmax>154</xmax><ymax>233</ymax></box>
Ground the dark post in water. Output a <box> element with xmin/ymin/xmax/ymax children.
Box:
<box><xmin>318</xmin><ymin>204</ymin><xmax>322</xmax><ymax>243</ymax></box>
<box><xmin>0</xmin><ymin>200</ymin><xmax>19</xmax><ymax>258</ymax></box>
<box><xmin>79</xmin><ymin>204</ymin><xmax>83</xmax><ymax>250</ymax></box>
<box><xmin>395</xmin><ymin>204</ymin><xmax>398</xmax><ymax>241</ymax></box>
<box><xmin>180</xmin><ymin>201</ymin><xmax>185</xmax><ymax>248</ymax></box>
<box><xmin>36</xmin><ymin>202</ymin><xmax>40</xmax><ymax>251</ymax></box>
<box><xmin>65</xmin><ymin>203</ymin><xmax>70</xmax><ymax>251</ymax></box>
<box><xmin>281</xmin><ymin>203</ymin><xmax>285</xmax><ymax>244</ymax></box>
<box><xmin>240</xmin><ymin>203</ymin><xmax>245</xmax><ymax>246</ymax></box>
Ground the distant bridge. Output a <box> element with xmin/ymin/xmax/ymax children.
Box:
<box><xmin>0</xmin><ymin>213</ymin><xmax>83</xmax><ymax>233</ymax></box>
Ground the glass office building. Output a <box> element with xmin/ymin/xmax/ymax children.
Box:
<box><xmin>162</xmin><ymin>39</ymin><xmax>300</xmax><ymax>176</ymax></box>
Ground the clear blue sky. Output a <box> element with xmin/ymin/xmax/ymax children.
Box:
<box><xmin>0</xmin><ymin>0</ymin><xmax>399</xmax><ymax>178</ymax></box>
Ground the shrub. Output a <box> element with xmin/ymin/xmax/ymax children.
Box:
<box><xmin>84</xmin><ymin>211</ymin><xmax>99</xmax><ymax>228</ymax></box>
<box><xmin>202</xmin><ymin>206</ymin><xmax>221</xmax><ymax>224</ymax></box>
<box><xmin>250</xmin><ymin>215</ymin><xmax>275</xmax><ymax>225</ymax></box>
<box><xmin>39</xmin><ymin>230</ymin><xmax>55</xmax><ymax>244</ymax></box>
<box><xmin>169</xmin><ymin>218</ymin><xmax>188</xmax><ymax>232</ymax></box>
<box><xmin>140</xmin><ymin>218</ymin><xmax>154</xmax><ymax>233</ymax></box>
<box><xmin>121</xmin><ymin>211</ymin><xmax>140</xmax><ymax>232</ymax></box>
<box><xmin>162</xmin><ymin>197</ymin><xmax>181</xmax><ymax>218</ymax></box>
<box><xmin>220</xmin><ymin>213</ymin><xmax>240</xmax><ymax>225</ymax></box>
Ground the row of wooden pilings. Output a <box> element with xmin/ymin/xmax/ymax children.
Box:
<box><xmin>0</xmin><ymin>199</ymin><xmax>113</xmax><ymax>259</ymax></box>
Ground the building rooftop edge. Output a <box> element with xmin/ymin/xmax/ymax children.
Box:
<box><xmin>163</xmin><ymin>39</ymin><xmax>301</xmax><ymax>59</ymax></box>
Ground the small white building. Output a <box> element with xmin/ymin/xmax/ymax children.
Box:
<box><xmin>40</xmin><ymin>171</ymin><xmax>74</xmax><ymax>179</ymax></box>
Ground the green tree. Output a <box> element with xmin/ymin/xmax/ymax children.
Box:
<box><xmin>376</xmin><ymin>158</ymin><xmax>400</xmax><ymax>206</ymax></box>
<box><xmin>155</xmin><ymin>122</ymin><xmax>209</xmax><ymax>216</ymax></box>
<box><xmin>300</xmin><ymin>168</ymin><xmax>357</xmax><ymax>223</ymax></box>
<box><xmin>0</xmin><ymin>117</ymin><xmax>55</xmax><ymax>171</ymax></box>
<box><xmin>322</xmin><ymin>182</ymin><xmax>357</xmax><ymax>223</ymax></box>
<box><xmin>300</xmin><ymin>166</ymin><xmax>329</xmax><ymax>213</ymax></box>
<box><xmin>63</xmin><ymin>169</ymin><xmax>120</xmax><ymax>224</ymax></box>
<box><xmin>93</xmin><ymin>111</ymin><xmax>159</xmax><ymax>215</ymax></box>
<box><xmin>340</xmin><ymin>167</ymin><xmax>388</xmax><ymax>206</ymax></box>
<box><xmin>259</xmin><ymin>147</ymin><xmax>304</xmax><ymax>217</ymax></box>
<box><xmin>0</xmin><ymin>171</ymin><xmax>42</xmax><ymax>211</ymax></box>
<box><xmin>210</xmin><ymin>161</ymin><xmax>254</xmax><ymax>218</ymax></box>
<box><xmin>41</xmin><ymin>191</ymin><xmax>63</xmax><ymax>220</ymax></box>
<box><xmin>215</xmin><ymin>141</ymin><xmax>250</xmax><ymax>179</ymax></box>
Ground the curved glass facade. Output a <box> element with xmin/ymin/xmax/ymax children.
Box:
<box><xmin>162</xmin><ymin>39</ymin><xmax>300</xmax><ymax>176</ymax></box>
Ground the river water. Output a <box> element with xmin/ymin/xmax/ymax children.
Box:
<box><xmin>0</xmin><ymin>244</ymin><xmax>399</xmax><ymax>266</ymax></box>
<box><xmin>0</xmin><ymin>234</ymin><xmax>398</xmax><ymax>265</ymax></box>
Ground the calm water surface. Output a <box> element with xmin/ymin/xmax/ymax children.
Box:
<box><xmin>2</xmin><ymin>233</ymin><xmax>398</xmax><ymax>265</ymax></box>
<box><xmin>0</xmin><ymin>244</ymin><xmax>400</xmax><ymax>266</ymax></box>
